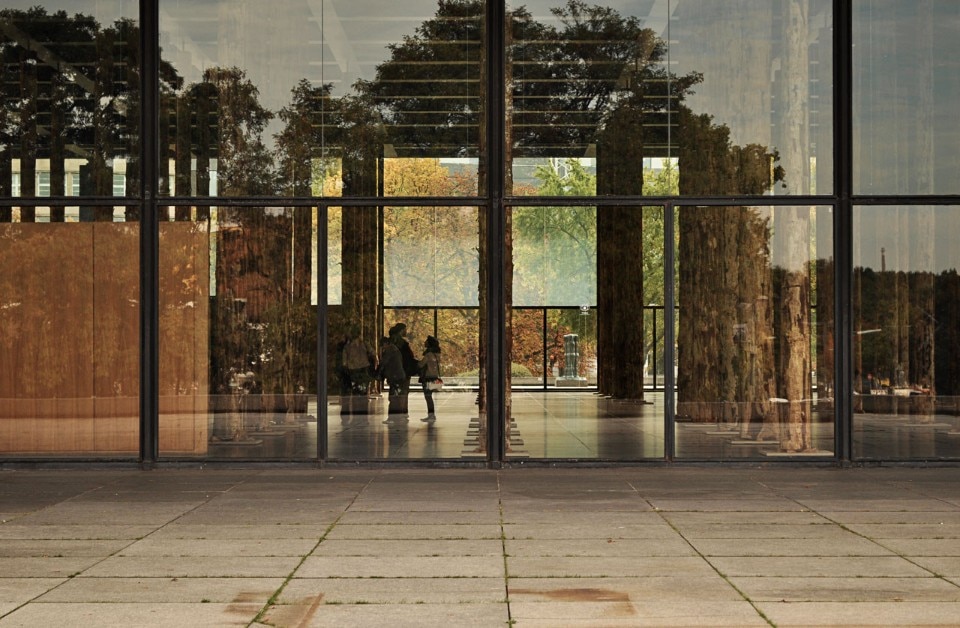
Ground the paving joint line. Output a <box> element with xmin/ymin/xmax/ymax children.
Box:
<box><xmin>626</xmin><ymin>480</ymin><xmax>777</xmax><ymax>627</ymax></box>
<box><xmin>249</xmin><ymin>471</ymin><xmax>381</xmax><ymax>626</ymax></box>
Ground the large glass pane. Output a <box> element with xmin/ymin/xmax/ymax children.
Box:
<box><xmin>0</xmin><ymin>3</ymin><xmax>139</xmax><ymax>202</ymax></box>
<box><xmin>160</xmin><ymin>0</ymin><xmax>483</xmax><ymax>197</ymax></box>
<box><xmin>327</xmin><ymin>206</ymin><xmax>481</xmax><ymax>460</ymax></box>
<box><xmin>853</xmin><ymin>206</ymin><xmax>960</xmax><ymax>460</ymax></box>
<box><xmin>854</xmin><ymin>2</ymin><xmax>960</xmax><ymax>195</ymax></box>
<box><xmin>0</xmin><ymin>210</ymin><xmax>139</xmax><ymax>457</ymax></box>
<box><xmin>507</xmin><ymin>0</ymin><xmax>831</xmax><ymax>197</ymax></box>
<box><xmin>159</xmin><ymin>206</ymin><xmax>317</xmax><ymax>459</ymax></box>
<box><xmin>676</xmin><ymin>205</ymin><xmax>834</xmax><ymax>460</ymax></box>
<box><xmin>509</xmin><ymin>205</ymin><xmax>662</xmax><ymax>460</ymax></box>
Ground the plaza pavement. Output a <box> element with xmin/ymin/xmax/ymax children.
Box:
<box><xmin>0</xmin><ymin>465</ymin><xmax>959</xmax><ymax>627</ymax></box>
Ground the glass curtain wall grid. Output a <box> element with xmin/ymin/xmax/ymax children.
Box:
<box><xmin>2</xmin><ymin>1</ymin><xmax>960</xmax><ymax>463</ymax></box>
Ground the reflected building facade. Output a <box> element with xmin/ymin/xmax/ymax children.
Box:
<box><xmin>1</xmin><ymin>1</ymin><xmax>959</xmax><ymax>463</ymax></box>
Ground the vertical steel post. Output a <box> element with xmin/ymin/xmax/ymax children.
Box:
<box><xmin>139</xmin><ymin>0</ymin><xmax>160</xmax><ymax>464</ymax></box>
<box><xmin>663</xmin><ymin>203</ymin><xmax>676</xmax><ymax>461</ymax></box>
<box><xmin>486</xmin><ymin>0</ymin><xmax>506</xmax><ymax>464</ymax></box>
<box><xmin>834</xmin><ymin>0</ymin><xmax>854</xmax><ymax>463</ymax></box>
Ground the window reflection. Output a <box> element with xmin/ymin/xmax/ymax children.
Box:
<box><xmin>160</xmin><ymin>0</ymin><xmax>484</xmax><ymax>197</ymax></box>
<box><xmin>854</xmin><ymin>206</ymin><xmax>960</xmax><ymax>459</ymax></box>
<box><xmin>0</xmin><ymin>5</ymin><xmax>139</xmax><ymax>204</ymax></box>
<box><xmin>507</xmin><ymin>0</ymin><xmax>830</xmax><ymax>197</ymax></box>
<box><xmin>676</xmin><ymin>205</ymin><xmax>834</xmax><ymax>459</ymax></box>
<box><xmin>159</xmin><ymin>206</ymin><xmax>317</xmax><ymax>459</ymax></box>
<box><xmin>854</xmin><ymin>2</ymin><xmax>960</xmax><ymax>195</ymax></box>
<box><xmin>326</xmin><ymin>205</ymin><xmax>482</xmax><ymax>461</ymax></box>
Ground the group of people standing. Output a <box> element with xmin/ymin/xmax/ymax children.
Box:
<box><xmin>337</xmin><ymin>322</ymin><xmax>442</xmax><ymax>424</ymax></box>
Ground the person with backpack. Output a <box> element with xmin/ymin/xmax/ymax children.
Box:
<box><xmin>340</xmin><ymin>328</ymin><xmax>374</xmax><ymax>417</ymax></box>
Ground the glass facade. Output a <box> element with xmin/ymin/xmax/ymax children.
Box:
<box><xmin>2</xmin><ymin>1</ymin><xmax>960</xmax><ymax>463</ymax></box>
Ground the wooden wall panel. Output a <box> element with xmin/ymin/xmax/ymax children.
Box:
<box><xmin>158</xmin><ymin>221</ymin><xmax>211</xmax><ymax>455</ymax></box>
<box><xmin>0</xmin><ymin>223</ymin><xmax>140</xmax><ymax>455</ymax></box>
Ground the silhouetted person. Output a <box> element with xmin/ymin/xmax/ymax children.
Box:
<box><xmin>380</xmin><ymin>335</ymin><xmax>407</xmax><ymax>423</ymax></box>
<box><xmin>341</xmin><ymin>328</ymin><xmax>374</xmax><ymax>417</ymax></box>
<box><xmin>418</xmin><ymin>335</ymin><xmax>442</xmax><ymax>423</ymax></box>
<box><xmin>386</xmin><ymin>323</ymin><xmax>417</xmax><ymax>420</ymax></box>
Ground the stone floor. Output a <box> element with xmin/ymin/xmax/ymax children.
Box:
<box><xmin>1</xmin><ymin>466</ymin><xmax>959</xmax><ymax>626</ymax></box>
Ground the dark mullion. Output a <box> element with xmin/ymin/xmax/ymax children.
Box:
<box><xmin>486</xmin><ymin>0</ymin><xmax>506</xmax><ymax>465</ymax></box>
<box><xmin>318</xmin><ymin>203</ymin><xmax>329</xmax><ymax>463</ymax></box>
<box><xmin>835</xmin><ymin>0</ymin><xmax>854</xmax><ymax>463</ymax></box>
<box><xmin>663</xmin><ymin>202</ymin><xmax>676</xmax><ymax>462</ymax></box>
<box><xmin>139</xmin><ymin>0</ymin><xmax>160</xmax><ymax>465</ymax></box>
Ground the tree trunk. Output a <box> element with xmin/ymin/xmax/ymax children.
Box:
<box><xmin>775</xmin><ymin>0</ymin><xmax>813</xmax><ymax>451</ymax></box>
<box><xmin>596</xmin><ymin>104</ymin><xmax>645</xmax><ymax>400</ymax></box>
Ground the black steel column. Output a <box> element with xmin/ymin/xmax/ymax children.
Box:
<box><xmin>663</xmin><ymin>202</ymin><xmax>676</xmax><ymax>461</ymax></box>
<box><xmin>834</xmin><ymin>0</ymin><xmax>854</xmax><ymax>463</ymax></box>
<box><xmin>318</xmin><ymin>204</ymin><xmax>329</xmax><ymax>462</ymax></box>
<box><xmin>485</xmin><ymin>0</ymin><xmax>506</xmax><ymax>464</ymax></box>
<box><xmin>139</xmin><ymin>0</ymin><xmax>160</xmax><ymax>464</ymax></box>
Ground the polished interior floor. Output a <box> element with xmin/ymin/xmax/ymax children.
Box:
<box><xmin>324</xmin><ymin>391</ymin><xmax>848</xmax><ymax>461</ymax></box>
<box><xmin>4</xmin><ymin>391</ymin><xmax>958</xmax><ymax>461</ymax></box>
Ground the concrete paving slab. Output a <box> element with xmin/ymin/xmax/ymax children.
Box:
<box><xmin>172</xmin><ymin>509</ymin><xmax>345</xmax><ymax>526</ymax></box>
<box><xmin>819</xmin><ymin>511</ymin><xmax>960</xmax><ymax>524</ymax></box>
<box><xmin>500</xmin><ymin>511</ymin><xmax>662</xmax><ymax>525</ymax></box>
<box><xmin>0</xmin><ymin>578</ymin><xmax>66</xmax><ymax>603</ymax></box>
<box><xmin>797</xmin><ymin>498</ymin><xmax>960</xmax><ymax>512</ymax></box>
<box><xmin>148</xmin><ymin>523</ymin><xmax>332</xmax><ymax>540</ymax></box>
<box><xmin>843</xmin><ymin>523</ymin><xmax>960</xmax><ymax>538</ymax></box>
<box><xmin>11</xmin><ymin>502</ymin><xmax>199</xmax><ymax>525</ymax></box>
<box><xmin>648</xmin><ymin>498</ymin><xmax>807</xmax><ymax>512</ymax></box>
<box><xmin>313</xmin><ymin>539</ymin><xmax>503</xmax><ymax>556</ymax></box>
<box><xmin>508</xmin><ymin>576</ymin><xmax>742</xmax><ymax>602</ymax></box>
<box><xmin>0</xmin><ymin>524</ymin><xmax>157</xmax><ymax>540</ymax></box>
<box><xmin>0</xmin><ymin>602</ymin><xmax>262</xmax><ymax>627</ymax></box>
<box><xmin>755</xmin><ymin>601</ymin><xmax>960</xmax><ymax>626</ymax></box>
<box><xmin>909</xmin><ymin>556</ymin><xmax>960</xmax><ymax>577</ymax></box>
<box><xmin>119</xmin><ymin>538</ymin><xmax>318</xmax><ymax>557</ymax></box>
<box><xmin>346</xmin><ymin>499</ymin><xmax>500</xmax><ymax>512</ymax></box>
<box><xmin>79</xmin><ymin>555</ymin><xmax>301</xmax><ymax>578</ymax></box>
<box><xmin>0</xmin><ymin>557</ymin><xmax>104</xmax><ymax>578</ymax></box>
<box><xmin>260</xmin><ymin>601</ymin><xmax>508</xmax><ymax>628</ymax></box>
<box><xmin>0</xmin><ymin>540</ymin><xmax>130</xmax><ymax>558</ymax></box>
<box><xmin>336</xmin><ymin>510</ymin><xmax>501</xmax><ymax>525</ymax></box>
<box><xmin>872</xmin><ymin>538</ymin><xmax>960</xmax><ymax>556</ymax></box>
<box><xmin>279</xmin><ymin>577</ymin><xmax>505</xmax><ymax>604</ymax></box>
<box><xmin>500</xmin><ymin>499</ymin><xmax>654</xmax><ymax>512</ymax></box>
<box><xmin>36</xmin><ymin>577</ymin><xmax>283</xmax><ymax>604</ymax></box>
<box><xmin>509</xmin><ymin>600</ymin><xmax>768</xmax><ymax>626</ymax></box>
<box><xmin>708</xmin><ymin>556</ymin><xmax>931</xmax><ymax>578</ymax></box>
<box><xmin>503</xmin><ymin>523</ymin><xmax>678</xmax><ymax>540</ymax></box>
<box><xmin>296</xmin><ymin>555</ymin><xmax>504</xmax><ymax>578</ymax></box>
<box><xmin>729</xmin><ymin>576</ymin><xmax>960</xmax><ymax>602</ymax></box>
<box><xmin>504</xmin><ymin>538</ymin><xmax>697</xmax><ymax>557</ymax></box>
<box><xmin>675</xmin><ymin>522</ymin><xmax>855</xmax><ymax>540</ymax></box>
<box><xmin>688</xmin><ymin>535</ymin><xmax>893</xmax><ymax>557</ymax></box>
<box><xmin>662</xmin><ymin>511</ymin><xmax>831</xmax><ymax>525</ymax></box>
<box><xmin>3</xmin><ymin>468</ymin><xmax>960</xmax><ymax>626</ymax></box>
<box><xmin>506</xmin><ymin>556</ymin><xmax>717</xmax><ymax>578</ymax></box>
<box><xmin>511</xmin><ymin>619</ymin><xmax>761</xmax><ymax>627</ymax></box>
<box><xmin>324</xmin><ymin>524</ymin><xmax>502</xmax><ymax>540</ymax></box>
